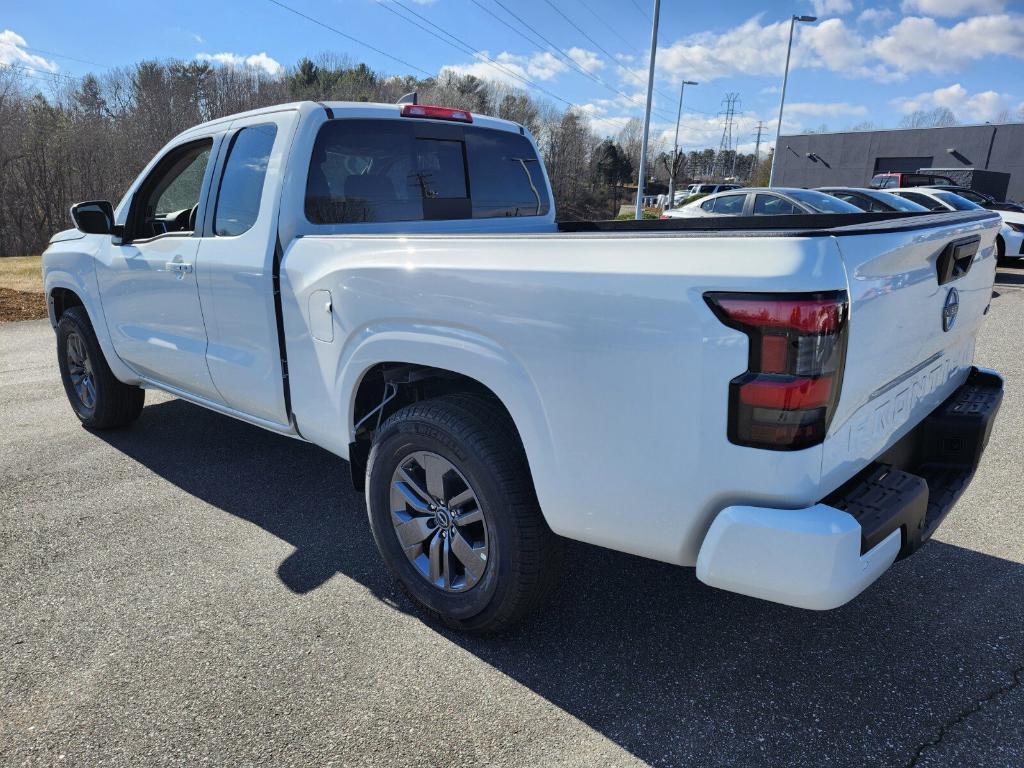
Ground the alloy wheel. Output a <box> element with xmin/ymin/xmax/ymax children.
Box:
<box><xmin>390</xmin><ymin>451</ymin><xmax>489</xmax><ymax>592</ymax></box>
<box><xmin>66</xmin><ymin>331</ymin><xmax>97</xmax><ymax>412</ymax></box>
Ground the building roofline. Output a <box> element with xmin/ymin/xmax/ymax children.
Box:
<box><xmin>779</xmin><ymin>120</ymin><xmax>1024</xmax><ymax>140</ymax></box>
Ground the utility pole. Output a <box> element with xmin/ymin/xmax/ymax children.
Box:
<box><xmin>667</xmin><ymin>79</ymin><xmax>697</xmax><ymax>209</ymax></box>
<box><xmin>634</xmin><ymin>0</ymin><xmax>661</xmax><ymax>220</ymax></box>
<box><xmin>769</xmin><ymin>14</ymin><xmax>816</xmax><ymax>186</ymax></box>
<box><xmin>752</xmin><ymin>121</ymin><xmax>766</xmax><ymax>181</ymax></box>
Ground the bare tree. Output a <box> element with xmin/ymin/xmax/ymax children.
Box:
<box><xmin>899</xmin><ymin>107</ymin><xmax>958</xmax><ymax>129</ymax></box>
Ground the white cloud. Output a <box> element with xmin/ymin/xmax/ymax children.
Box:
<box><xmin>808</xmin><ymin>0</ymin><xmax>854</xmax><ymax>16</ymax></box>
<box><xmin>857</xmin><ymin>7</ymin><xmax>895</xmax><ymax>24</ymax></box>
<box><xmin>900</xmin><ymin>0</ymin><xmax>1005</xmax><ymax>16</ymax></box>
<box><xmin>870</xmin><ymin>14</ymin><xmax>1024</xmax><ymax>74</ymax></box>
<box><xmin>0</xmin><ymin>30</ymin><xmax>58</xmax><ymax>73</ymax></box>
<box><xmin>654</xmin><ymin>16</ymin><xmax>804</xmax><ymax>82</ymax></box>
<box><xmin>567</xmin><ymin>47</ymin><xmax>604</xmax><ymax>73</ymax></box>
<box><xmin>441</xmin><ymin>50</ymin><xmax>568</xmax><ymax>85</ymax></box>
<box><xmin>650</xmin><ymin>10</ymin><xmax>1024</xmax><ymax>85</ymax></box>
<box><xmin>892</xmin><ymin>82</ymin><xmax>1016</xmax><ymax>122</ymax></box>
<box><xmin>651</xmin><ymin>16</ymin><xmax>898</xmax><ymax>83</ymax></box>
<box><xmin>196</xmin><ymin>51</ymin><xmax>284</xmax><ymax>77</ymax></box>
<box><xmin>785</xmin><ymin>101</ymin><xmax>869</xmax><ymax>117</ymax></box>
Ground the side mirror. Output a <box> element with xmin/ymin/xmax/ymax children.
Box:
<box><xmin>70</xmin><ymin>200</ymin><xmax>116</xmax><ymax>235</ymax></box>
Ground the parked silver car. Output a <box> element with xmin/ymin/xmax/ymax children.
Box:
<box><xmin>662</xmin><ymin>187</ymin><xmax>861</xmax><ymax>218</ymax></box>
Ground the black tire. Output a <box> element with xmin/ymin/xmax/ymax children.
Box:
<box><xmin>56</xmin><ymin>305</ymin><xmax>145</xmax><ymax>429</ymax></box>
<box><xmin>365</xmin><ymin>394</ymin><xmax>562</xmax><ymax>633</ymax></box>
<box><xmin>996</xmin><ymin>235</ymin><xmax>1006</xmax><ymax>265</ymax></box>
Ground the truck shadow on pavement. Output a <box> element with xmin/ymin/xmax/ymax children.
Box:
<box><xmin>94</xmin><ymin>398</ymin><xmax>1024</xmax><ymax>768</ymax></box>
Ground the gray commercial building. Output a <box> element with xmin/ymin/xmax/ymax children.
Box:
<box><xmin>772</xmin><ymin>122</ymin><xmax>1024</xmax><ymax>201</ymax></box>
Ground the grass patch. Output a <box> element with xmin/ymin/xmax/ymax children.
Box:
<box><xmin>0</xmin><ymin>255</ymin><xmax>43</xmax><ymax>294</ymax></box>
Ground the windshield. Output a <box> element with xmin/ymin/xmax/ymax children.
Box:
<box><xmin>786</xmin><ymin>189</ymin><xmax>862</xmax><ymax>213</ymax></box>
<box><xmin>933</xmin><ymin>191</ymin><xmax>983</xmax><ymax>211</ymax></box>
<box><xmin>949</xmin><ymin>188</ymin><xmax>989</xmax><ymax>204</ymax></box>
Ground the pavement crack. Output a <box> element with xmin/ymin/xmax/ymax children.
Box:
<box><xmin>905</xmin><ymin>663</ymin><xmax>1024</xmax><ymax>767</ymax></box>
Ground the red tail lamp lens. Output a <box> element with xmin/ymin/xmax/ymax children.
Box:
<box><xmin>705</xmin><ymin>291</ymin><xmax>849</xmax><ymax>450</ymax></box>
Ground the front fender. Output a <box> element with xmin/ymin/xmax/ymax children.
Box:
<box><xmin>43</xmin><ymin>243</ymin><xmax>140</xmax><ymax>386</ymax></box>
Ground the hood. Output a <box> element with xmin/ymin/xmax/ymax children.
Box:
<box><xmin>997</xmin><ymin>209</ymin><xmax>1024</xmax><ymax>226</ymax></box>
<box><xmin>49</xmin><ymin>228</ymin><xmax>85</xmax><ymax>244</ymax></box>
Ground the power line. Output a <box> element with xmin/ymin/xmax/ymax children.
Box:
<box><xmin>266</xmin><ymin>0</ymin><xmax>436</xmax><ymax>78</ymax></box>
<box><xmin>487</xmin><ymin>0</ymin><xmax>678</xmax><ymax>123</ymax></box>
<box><xmin>542</xmin><ymin>0</ymin><xmax>675</xmax><ymax>104</ymax></box>
<box><xmin>2</xmin><ymin>63</ymin><xmax>83</xmax><ymax>83</ymax></box>
<box><xmin>376</xmin><ymin>0</ymin><xmax>577</xmax><ymax>108</ymax></box>
<box><xmin>566</xmin><ymin>0</ymin><xmax>641</xmax><ymax>55</ymax></box>
<box><xmin>629</xmin><ymin>0</ymin><xmax>652</xmax><ymax>22</ymax></box>
<box><xmin>17</xmin><ymin>46</ymin><xmax>110</xmax><ymax>70</ymax></box>
<box><xmin>469</xmin><ymin>0</ymin><xmax>676</xmax><ymax>122</ymax></box>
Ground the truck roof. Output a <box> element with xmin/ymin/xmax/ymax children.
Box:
<box><xmin>176</xmin><ymin>100</ymin><xmax>527</xmax><ymax>141</ymax></box>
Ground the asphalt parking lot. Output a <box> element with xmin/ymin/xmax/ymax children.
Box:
<box><xmin>2</xmin><ymin>265</ymin><xmax>1024</xmax><ymax>768</ymax></box>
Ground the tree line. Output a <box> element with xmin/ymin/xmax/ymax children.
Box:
<box><xmin>0</xmin><ymin>55</ymin><xmax>765</xmax><ymax>256</ymax></box>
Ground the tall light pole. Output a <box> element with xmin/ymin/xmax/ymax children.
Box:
<box><xmin>666</xmin><ymin>80</ymin><xmax>697</xmax><ymax>209</ymax></box>
<box><xmin>768</xmin><ymin>14</ymin><xmax>816</xmax><ymax>187</ymax></box>
<box><xmin>634</xmin><ymin>0</ymin><xmax>661</xmax><ymax>220</ymax></box>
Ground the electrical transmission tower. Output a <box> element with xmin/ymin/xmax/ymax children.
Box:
<box><xmin>751</xmin><ymin>121</ymin><xmax>767</xmax><ymax>181</ymax></box>
<box><xmin>715</xmin><ymin>92</ymin><xmax>740</xmax><ymax>179</ymax></box>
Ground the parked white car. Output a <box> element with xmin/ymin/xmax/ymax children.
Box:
<box><xmin>891</xmin><ymin>187</ymin><xmax>1024</xmax><ymax>260</ymax></box>
<box><xmin>42</xmin><ymin>101</ymin><xmax>1004</xmax><ymax>631</ymax></box>
<box><xmin>663</xmin><ymin>187</ymin><xmax>861</xmax><ymax>218</ymax></box>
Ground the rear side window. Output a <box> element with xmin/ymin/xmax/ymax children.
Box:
<box><xmin>305</xmin><ymin>119</ymin><xmax>549</xmax><ymax>225</ymax></box>
<box><xmin>831</xmin><ymin>192</ymin><xmax>871</xmax><ymax>211</ymax></box>
<box><xmin>787</xmin><ymin>189</ymin><xmax>861</xmax><ymax>213</ymax></box>
<box><xmin>933</xmin><ymin>191</ymin><xmax>983</xmax><ymax>211</ymax></box>
<box><xmin>215</xmin><ymin>124</ymin><xmax>277</xmax><ymax>237</ymax></box>
<box><xmin>465</xmin><ymin>130</ymin><xmax>549</xmax><ymax>217</ymax></box>
<box><xmin>898</xmin><ymin>191</ymin><xmax>945</xmax><ymax>210</ymax></box>
<box><xmin>753</xmin><ymin>194</ymin><xmax>799</xmax><ymax>215</ymax></box>
<box><xmin>714</xmin><ymin>194</ymin><xmax>746</xmax><ymax>214</ymax></box>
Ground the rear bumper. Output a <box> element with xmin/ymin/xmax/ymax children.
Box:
<box><xmin>696</xmin><ymin>367</ymin><xmax>1003</xmax><ymax>610</ymax></box>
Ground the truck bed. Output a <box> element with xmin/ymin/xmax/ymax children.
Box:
<box><xmin>281</xmin><ymin>208</ymin><xmax>1001</xmax><ymax>567</ymax></box>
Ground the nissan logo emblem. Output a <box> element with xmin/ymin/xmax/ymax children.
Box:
<box><xmin>943</xmin><ymin>287</ymin><xmax>959</xmax><ymax>332</ymax></box>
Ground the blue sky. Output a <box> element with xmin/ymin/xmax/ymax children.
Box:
<box><xmin>2</xmin><ymin>0</ymin><xmax>1023</xmax><ymax>153</ymax></box>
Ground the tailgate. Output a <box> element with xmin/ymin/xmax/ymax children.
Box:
<box><xmin>821</xmin><ymin>210</ymin><xmax>1001</xmax><ymax>488</ymax></box>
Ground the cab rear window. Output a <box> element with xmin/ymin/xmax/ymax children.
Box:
<box><xmin>305</xmin><ymin>119</ymin><xmax>549</xmax><ymax>224</ymax></box>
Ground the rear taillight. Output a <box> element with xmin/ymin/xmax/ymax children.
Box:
<box><xmin>400</xmin><ymin>104</ymin><xmax>473</xmax><ymax>123</ymax></box>
<box><xmin>705</xmin><ymin>291</ymin><xmax>849</xmax><ymax>450</ymax></box>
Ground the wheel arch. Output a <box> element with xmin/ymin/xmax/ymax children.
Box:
<box><xmin>44</xmin><ymin>268</ymin><xmax>140</xmax><ymax>385</ymax></box>
<box><xmin>337</xmin><ymin>332</ymin><xmax>559</xmax><ymax>524</ymax></box>
<box><xmin>49</xmin><ymin>286</ymin><xmax>85</xmax><ymax>324</ymax></box>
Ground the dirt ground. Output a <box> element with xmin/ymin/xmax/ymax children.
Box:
<box><xmin>0</xmin><ymin>256</ymin><xmax>46</xmax><ymax>322</ymax></box>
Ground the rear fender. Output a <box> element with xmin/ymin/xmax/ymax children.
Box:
<box><xmin>302</xmin><ymin>323</ymin><xmax>558</xmax><ymax>525</ymax></box>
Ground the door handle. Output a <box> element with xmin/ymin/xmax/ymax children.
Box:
<box><xmin>166</xmin><ymin>261</ymin><xmax>194</xmax><ymax>279</ymax></box>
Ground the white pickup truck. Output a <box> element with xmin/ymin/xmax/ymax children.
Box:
<box><xmin>43</xmin><ymin>101</ymin><xmax>1004</xmax><ymax>632</ymax></box>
